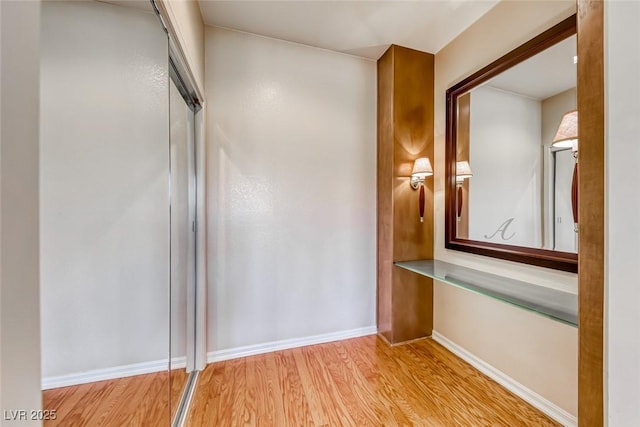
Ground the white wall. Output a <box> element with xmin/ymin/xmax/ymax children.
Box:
<box><xmin>40</xmin><ymin>1</ymin><xmax>170</xmax><ymax>379</ymax></box>
<box><xmin>605</xmin><ymin>1</ymin><xmax>640</xmax><ymax>425</ymax></box>
<box><xmin>205</xmin><ymin>26</ymin><xmax>376</xmax><ymax>352</ymax></box>
<box><xmin>434</xmin><ymin>0</ymin><xmax>578</xmax><ymax>418</ymax></box>
<box><xmin>468</xmin><ymin>86</ymin><xmax>542</xmax><ymax>247</ymax></box>
<box><xmin>0</xmin><ymin>0</ymin><xmax>43</xmax><ymax>424</ymax></box>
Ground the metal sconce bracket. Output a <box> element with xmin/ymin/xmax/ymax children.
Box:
<box><xmin>410</xmin><ymin>176</ymin><xmax>424</xmax><ymax>190</ymax></box>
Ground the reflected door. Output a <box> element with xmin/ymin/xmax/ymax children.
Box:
<box><xmin>554</xmin><ymin>149</ymin><xmax>578</xmax><ymax>252</ymax></box>
<box><xmin>169</xmin><ymin>77</ymin><xmax>197</xmax><ymax>420</ymax></box>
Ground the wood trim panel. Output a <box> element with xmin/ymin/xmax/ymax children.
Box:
<box><xmin>391</xmin><ymin>45</ymin><xmax>434</xmax><ymax>262</ymax></box>
<box><xmin>377</xmin><ymin>45</ymin><xmax>434</xmax><ymax>344</ymax></box>
<box><xmin>577</xmin><ymin>0</ymin><xmax>605</xmax><ymax>424</ymax></box>
<box><xmin>377</xmin><ymin>47</ymin><xmax>394</xmax><ymax>342</ymax></box>
<box><xmin>456</xmin><ymin>93</ymin><xmax>471</xmax><ymax>238</ymax></box>
<box><xmin>391</xmin><ymin>267</ymin><xmax>432</xmax><ymax>343</ymax></box>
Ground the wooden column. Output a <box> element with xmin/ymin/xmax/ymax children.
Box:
<box><xmin>377</xmin><ymin>45</ymin><xmax>434</xmax><ymax>344</ymax></box>
<box><xmin>577</xmin><ymin>0</ymin><xmax>605</xmax><ymax>424</ymax></box>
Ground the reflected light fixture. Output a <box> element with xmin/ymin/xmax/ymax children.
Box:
<box><xmin>552</xmin><ymin>110</ymin><xmax>578</xmax><ymax>150</ymax></box>
<box><xmin>410</xmin><ymin>157</ymin><xmax>433</xmax><ymax>223</ymax></box>
<box><xmin>552</xmin><ymin>110</ymin><xmax>579</xmax><ymax>231</ymax></box>
<box><xmin>455</xmin><ymin>161</ymin><xmax>473</xmax><ymax>220</ymax></box>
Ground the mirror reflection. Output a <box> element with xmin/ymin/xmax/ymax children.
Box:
<box><xmin>455</xmin><ymin>34</ymin><xmax>578</xmax><ymax>254</ymax></box>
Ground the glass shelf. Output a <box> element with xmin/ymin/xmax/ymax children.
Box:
<box><xmin>394</xmin><ymin>259</ymin><xmax>577</xmax><ymax>327</ymax></box>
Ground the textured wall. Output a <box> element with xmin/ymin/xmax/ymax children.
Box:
<box><xmin>205</xmin><ymin>26</ymin><xmax>377</xmax><ymax>352</ymax></box>
<box><xmin>1</xmin><ymin>0</ymin><xmax>43</xmax><ymax>422</ymax></box>
<box><xmin>468</xmin><ymin>86</ymin><xmax>542</xmax><ymax>247</ymax></box>
<box><xmin>433</xmin><ymin>0</ymin><xmax>578</xmax><ymax>417</ymax></box>
<box><xmin>605</xmin><ymin>0</ymin><xmax>640</xmax><ymax>424</ymax></box>
<box><xmin>40</xmin><ymin>1</ymin><xmax>170</xmax><ymax>378</ymax></box>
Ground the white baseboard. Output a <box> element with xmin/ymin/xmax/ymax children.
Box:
<box><xmin>41</xmin><ymin>356</ymin><xmax>187</xmax><ymax>390</ymax></box>
<box><xmin>42</xmin><ymin>326</ymin><xmax>378</xmax><ymax>390</ymax></box>
<box><xmin>207</xmin><ymin>326</ymin><xmax>377</xmax><ymax>363</ymax></box>
<box><xmin>432</xmin><ymin>331</ymin><xmax>577</xmax><ymax>427</ymax></box>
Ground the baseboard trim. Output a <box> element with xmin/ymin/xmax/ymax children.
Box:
<box><xmin>41</xmin><ymin>356</ymin><xmax>187</xmax><ymax>390</ymax></box>
<box><xmin>206</xmin><ymin>326</ymin><xmax>377</xmax><ymax>363</ymax></box>
<box><xmin>431</xmin><ymin>331</ymin><xmax>577</xmax><ymax>427</ymax></box>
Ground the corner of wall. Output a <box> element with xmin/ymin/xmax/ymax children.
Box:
<box><xmin>1</xmin><ymin>0</ymin><xmax>43</xmax><ymax>420</ymax></box>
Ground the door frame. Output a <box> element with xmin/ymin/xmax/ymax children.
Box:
<box><xmin>152</xmin><ymin>0</ymin><xmax>208</xmax><ymax>373</ymax></box>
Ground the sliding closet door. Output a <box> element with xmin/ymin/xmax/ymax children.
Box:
<box><xmin>169</xmin><ymin>77</ymin><xmax>196</xmax><ymax>419</ymax></box>
<box><xmin>40</xmin><ymin>1</ymin><xmax>171</xmax><ymax>424</ymax></box>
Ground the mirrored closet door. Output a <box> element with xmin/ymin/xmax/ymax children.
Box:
<box><xmin>169</xmin><ymin>72</ymin><xmax>198</xmax><ymax>424</ymax></box>
<box><xmin>39</xmin><ymin>1</ymin><xmax>197</xmax><ymax>425</ymax></box>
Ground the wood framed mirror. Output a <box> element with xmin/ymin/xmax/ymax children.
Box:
<box><xmin>445</xmin><ymin>14</ymin><xmax>578</xmax><ymax>273</ymax></box>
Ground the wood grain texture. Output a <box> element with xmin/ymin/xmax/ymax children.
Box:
<box><xmin>392</xmin><ymin>266</ymin><xmax>432</xmax><ymax>343</ymax></box>
<box><xmin>577</xmin><ymin>0</ymin><xmax>605</xmax><ymax>424</ymax></box>
<box><xmin>377</xmin><ymin>45</ymin><xmax>434</xmax><ymax>344</ymax></box>
<box><xmin>391</xmin><ymin>45</ymin><xmax>434</xmax><ymax>262</ymax></box>
<box><xmin>42</xmin><ymin>369</ymin><xmax>188</xmax><ymax>427</ymax></box>
<box><xmin>377</xmin><ymin>47</ymin><xmax>394</xmax><ymax>343</ymax></box>
<box><xmin>456</xmin><ymin>92</ymin><xmax>471</xmax><ymax>238</ymax></box>
<box><xmin>186</xmin><ymin>335</ymin><xmax>559</xmax><ymax>426</ymax></box>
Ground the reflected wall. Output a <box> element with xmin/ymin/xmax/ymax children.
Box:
<box><xmin>40</xmin><ymin>1</ymin><xmax>171</xmax><ymax>423</ymax></box>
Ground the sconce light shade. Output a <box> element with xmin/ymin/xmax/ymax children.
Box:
<box><xmin>456</xmin><ymin>161</ymin><xmax>473</xmax><ymax>181</ymax></box>
<box><xmin>552</xmin><ymin>110</ymin><xmax>578</xmax><ymax>149</ymax></box>
<box><xmin>411</xmin><ymin>157</ymin><xmax>433</xmax><ymax>178</ymax></box>
<box><xmin>410</xmin><ymin>157</ymin><xmax>433</xmax><ymax>223</ymax></box>
<box><xmin>455</xmin><ymin>161</ymin><xmax>473</xmax><ymax>220</ymax></box>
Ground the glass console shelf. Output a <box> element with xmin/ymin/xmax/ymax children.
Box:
<box><xmin>394</xmin><ymin>259</ymin><xmax>577</xmax><ymax>327</ymax></box>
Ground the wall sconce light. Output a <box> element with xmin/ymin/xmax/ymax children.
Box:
<box><xmin>552</xmin><ymin>110</ymin><xmax>578</xmax><ymax>149</ymax></box>
<box><xmin>410</xmin><ymin>157</ymin><xmax>433</xmax><ymax>223</ymax></box>
<box><xmin>552</xmin><ymin>110</ymin><xmax>579</xmax><ymax>231</ymax></box>
<box><xmin>456</xmin><ymin>161</ymin><xmax>473</xmax><ymax>220</ymax></box>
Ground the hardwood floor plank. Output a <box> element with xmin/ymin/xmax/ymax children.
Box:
<box><xmin>43</xmin><ymin>335</ymin><xmax>564</xmax><ymax>426</ymax></box>
<box><xmin>205</xmin><ymin>357</ymin><xmax>245</xmax><ymax>425</ymax></box>
<box><xmin>263</xmin><ymin>352</ymin><xmax>288</xmax><ymax>427</ymax></box>
<box><xmin>298</xmin><ymin>344</ymin><xmax>357</xmax><ymax>427</ymax></box>
<box><xmin>350</xmin><ymin>336</ymin><xmax>442</xmax><ymax>424</ymax></box>
<box><xmin>273</xmin><ymin>350</ymin><xmax>315</xmax><ymax>426</ymax></box>
<box><xmin>405</xmin><ymin>339</ymin><xmax>559</xmax><ymax>426</ymax></box>
<box><xmin>324</xmin><ymin>340</ymin><xmax>396</xmax><ymax>426</ymax></box>
<box><xmin>243</xmin><ymin>354</ymin><xmax>277</xmax><ymax>427</ymax></box>
<box><xmin>292</xmin><ymin>348</ymin><xmax>328</xmax><ymax>427</ymax></box>
<box><xmin>43</xmin><ymin>372</ymin><xmax>170</xmax><ymax>427</ymax></box>
<box><xmin>342</xmin><ymin>337</ymin><xmax>415</xmax><ymax>425</ymax></box>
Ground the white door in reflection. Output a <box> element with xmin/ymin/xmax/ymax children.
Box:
<box><xmin>554</xmin><ymin>149</ymin><xmax>578</xmax><ymax>252</ymax></box>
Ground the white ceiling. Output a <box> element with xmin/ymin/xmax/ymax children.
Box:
<box><xmin>487</xmin><ymin>35</ymin><xmax>577</xmax><ymax>100</ymax></box>
<box><xmin>198</xmin><ymin>1</ymin><xmax>500</xmax><ymax>60</ymax></box>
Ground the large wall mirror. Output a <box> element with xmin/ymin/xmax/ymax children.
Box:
<box><xmin>445</xmin><ymin>15</ymin><xmax>578</xmax><ymax>273</ymax></box>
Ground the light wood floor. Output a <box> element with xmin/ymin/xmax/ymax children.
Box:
<box><xmin>186</xmin><ymin>335</ymin><xmax>560</xmax><ymax>426</ymax></box>
<box><xmin>43</xmin><ymin>336</ymin><xmax>560</xmax><ymax>426</ymax></box>
<box><xmin>42</xmin><ymin>368</ymin><xmax>188</xmax><ymax>426</ymax></box>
